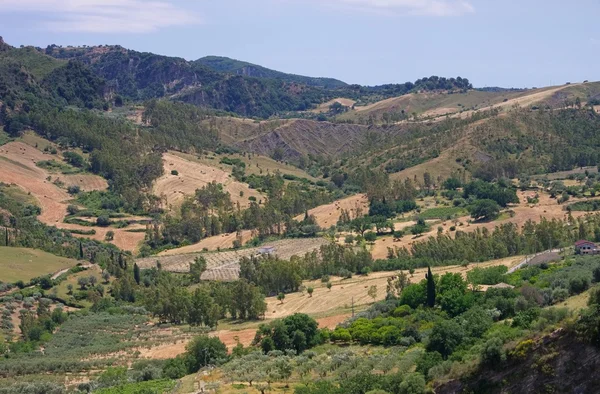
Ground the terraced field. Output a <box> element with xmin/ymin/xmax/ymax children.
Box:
<box><xmin>135</xmin><ymin>238</ymin><xmax>329</xmax><ymax>280</ymax></box>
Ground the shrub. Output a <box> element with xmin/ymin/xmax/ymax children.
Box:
<box><xmin>171</xmin><ymin>170</ymin><xmax>179</xmax><ymax>176</ymax></box>
<box><xmin>569</xmin><ymin>276</ymin><xmax>590</xmax><ymax>295</ymax></box>
<box><xmin>480</xmin><ymin>337</ymin><xmax>506</xmax><ymax>366</ymax></box>
<box><xmin>364</xmin><ymin>232</ymin><xmax>377</xmax><ymax>243</ymax></box>
<box><xmin>398</xmin><ymin>373</ymin><xmax>426</xmax><ymax>394</ymax></box>
<box><xmin>67</xmin><ymin>185</ymin><xmax>81</xmax><ymax>195</ymax></box>
<box><xmin>96</xmin><ymin>216</ymin><xmax>111</xmax><ymax>227</ymax></box>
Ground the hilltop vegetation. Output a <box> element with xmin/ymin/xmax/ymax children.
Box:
<box><xmin>196</xmin><ymin>56</ymin><xmax>348</xmax><ymax>89</ymax></box>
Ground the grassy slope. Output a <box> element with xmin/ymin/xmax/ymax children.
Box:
<box><xmin>1</xmin><ymin>46</ymin><xmax>65</xmax><ymax>80</ymax></box>
<box><xmin>0</xmin><ymin>247</ymin><xmax>79</xmax><ymax>282</ymax></box>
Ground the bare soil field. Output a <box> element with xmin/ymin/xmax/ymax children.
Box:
<box><xmin>59</xmin><ymin>174</ymin><xmax>108</xmax><ymax>192</ymax></box>
<box><xmin>153</xmin><ymin>152</ymin><xmax>263</xmax><ymax>210</ymax></box>
<box><xmin>0</xmin><ymin>141</ymin><xmax>145</xmax><ymax>252</ymax></box>
<box><xmin>263</xmin><ymin>255</ymin><xmax>523</xmax><ymax>319</ymax></box>
<box><xmin>136</xmin><ymin>238</ymin><xmax>329</xmax><ymax>280</ymax></box>
<box><xmin>159</xmin><ymin>230</ymin><xmax>256</xmax><ymax>255</ymax></box>
<box><xmin>295</xmin><ymin>194</ymin><xmax>369</xmax><ymax>228</ymax></box>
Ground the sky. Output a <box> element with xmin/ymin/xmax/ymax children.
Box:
<box><xmin>1</xmin><ymin>0</ymin><xmax>598</xmax><ymax>87</ymax></box>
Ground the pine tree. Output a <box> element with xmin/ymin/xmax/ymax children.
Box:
<box><xmin>133</xmin><ymin>263</ymin><xmax>141</xmax><ymax>285</ymax></box>
<box><xmin>426</xmin><ymin>266</ymin><xmax>436</xmax><ymax>308</ymax></box>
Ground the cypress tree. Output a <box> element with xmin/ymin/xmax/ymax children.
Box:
<box><xmin>426</xmin><ymin>266</ymin><xmax>436</xmax><ymax>308</ymax></box>
<box><xmin>79</xmin><ymin>241</ymin><xmax>84</xmax><ymax>259</ymax></box>
<box><xmin>133</xmin><ymin>263</ymin><xmax>141</xmax><ymax>285</ymax></box>
<box><xmin>4</xmin><ymin>227</ymin><xmax>8</xmax><ymax>246</ymax></box>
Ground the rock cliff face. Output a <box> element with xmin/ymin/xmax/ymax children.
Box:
<box><xmin>436</xmin><ymin>329</ymin><xmax>600</xmax><ymax>394</ymax></box>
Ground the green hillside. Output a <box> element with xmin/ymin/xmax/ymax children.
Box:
<box><xmin>196</xmin><ymin>55</ymin><xmax>348</xmax><ymax>88</ymax></box>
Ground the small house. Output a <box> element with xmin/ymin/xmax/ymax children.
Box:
<box><xmin>575</xmin><ymin>240</ymin><xmax>599</xmax><ymax>255</ymax></box>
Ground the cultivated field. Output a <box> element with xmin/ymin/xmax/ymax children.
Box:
<box><xmin>0</xmin><ymin>141</ymin><xmax>146</xmax><ymax>252</ymax></box>
<box><xmin>0</xmin><ymin>246</ymin><xmax>80</xmax><ymax>283</ymax></box>
<box><xmin>295</xmin><ymin>193</ymin><xmax>369</xmax><ymax>228</ymax></box>
<box><xmin>153</xmin><ymin>151</ymin><xmax>263</xmax><ymax>210</ymax></box>
<box><xmin>263</xmin><ymin>255</ymin><xmax>524</xmax><ymax>319</ymax></box>
<box><xmin>159</xmin><ymin>230</ymin><xmax>256</xmax><ymax>255</ymax></box>
<box><xmin>136</xmin><ymin>238</ymin><xmax>329</xmax><ymax>280</ymax></box>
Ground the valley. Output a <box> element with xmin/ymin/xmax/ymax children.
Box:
<box><xmin>2</xmin><ymin>34</ymin><xmax>600</xmax><ymax>394</ymax></box>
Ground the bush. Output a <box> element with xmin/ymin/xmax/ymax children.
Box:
<box><xmin>171</xmin><ymin>170</ymin><xmax>179</xmax><ymax>176</ymax></box>
<box><xmin>364</xmin><ymin>232</ymin><xmax>377</xmax><ymax>242</ymax></box>
<box><xmin>569</xmin><ymin>276</ymin><xmax>590</xmax><ymax>295</ymax></box>
<box><xmin>67</xmin><ymin>185</ymin><xmax>81</xmax><ymax>195</ymax></box>
<box><xmin>96</xmin><ymin>216</ymin><xmax>111</xmax><ymax>227</ymax></box>
<box><xmin>480</xmin><ymin>337</ymin><xmax>506</xmax><ymax>366</ymax></box>
<box><xmin>398</xmin><ymin>373</ymin><xmax>426</xmax><ymax>394</ymax></box>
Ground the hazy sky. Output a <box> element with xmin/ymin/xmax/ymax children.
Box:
<box><xmin>1</xmin><ymin>0</ymin><xmax>598</xmax><ymax>87</ymax></box>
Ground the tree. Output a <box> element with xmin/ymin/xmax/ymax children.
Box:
<box><xmin>102</xmin><ymin>271</ymin><xmax>110</xmax><ymax>284</ymax></box>
<box><xmin>133</xmin><ymin>263</ymin><xmax>141</xmax><ymax>285</ymax></box>
<box><xmin>427</xmin><ymin>320</ymin><xmax>465</xmax><ymax>359</ymax></box>
<box><xmin>307</xmin><ymin>287</ymin><xmax>314</xmax><ymax>297</ymax></box>
<box><xmin>78</xmin><ymin>276</ymin><xmax>90</xmax><ymax>290</ymax></box>
<box><xmin>67</xmin><ymin>284</ymin><xmax>74</xmax><ymax>295</ymax></box>
<box><xmin>79</xmin><ymin>241</ymin><xmax>84</xmax><ymax>259</ymax></box>
<box><xmin>327</xmin><ymin>282</ymin><xmax>332</xmax><ymax>291</ymax></box>
<box><xmin>185</xmin><ymin>335</ymin><xmax>228</xmax><ymax>372</ymax></box>
<box><xmin>351</xmin><ymin>217</ymin><xmax>371</xmax><ymax>236</ymax></box>
<box><xmin>277</xmin><ymin>292</ymin><xmax>285</xmax><ymax>304</ymax></box>
<box><xmin>368</xmin><ymin>285</ymin><xmax>378</xmax><ymax>302</ymax></box>
<box><xmin>468</xmin><ymin>199</ymin><xmax>500</xmax><ymax>221</ymax></box>
<box><xmin>189</xmin><ymin>256</ymin><xmax>207</xmax><ymax>283</ymax></box>
<box><xmin>426</xmin><ymin>267</ymin><xmax>436</xmax><ymax>308</ymax></box>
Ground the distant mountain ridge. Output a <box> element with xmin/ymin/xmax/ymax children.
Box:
<box><xmin>195</xmin><ymin>56</ymin><xmax>348</xmax><ymax>89</ymax></box>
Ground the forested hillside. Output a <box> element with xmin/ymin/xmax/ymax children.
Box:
<box><xmin>196</xmin><ymin>56</ymin><xmax>348</xmax><ymax>89</ymax></box>
<box><xmin>37</xmin><ymin>42</ymin><xmax>472</xmax><ymax>118</ymax></box>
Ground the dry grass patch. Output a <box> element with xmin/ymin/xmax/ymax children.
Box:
<box><xmin>153</xmin><ymin>151</ymin><xmax>263</xmax><ymax>210</ymax></box>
